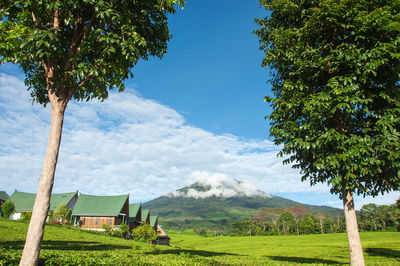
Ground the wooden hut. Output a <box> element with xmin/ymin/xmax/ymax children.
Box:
<box><xmin>128</xmin><ymin>203</ymin><xmax>142</xmax><ymax>230</ymax></box>
<box><xmin>7</xmin><ymin>191</ymin><xmax>78</xmax><ymax>220</ymax></box>
<box><xmin>71</xmin><ymin>193</ymin><xmax>129</xmax><ymax>230</ymax></box>
<box><xmin>153</xmin><ymin>224</ymin><xmax>170</xmax><ymax>246</ymax></box>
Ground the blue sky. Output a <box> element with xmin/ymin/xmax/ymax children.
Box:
<box><xmin>0</xmin><ymin>0</ymin><xmax>398</xmax><ymax>209</ymax></box>
<box><xmin>129</xmin><ymin>0</ymin><xmax>270</xmax><ymax>140</ymax></box>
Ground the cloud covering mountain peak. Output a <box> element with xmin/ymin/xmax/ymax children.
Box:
<box><xmin>168</xmin><ymin>171</ymin><xmax>272</xmax><ymax>199</ymax></box>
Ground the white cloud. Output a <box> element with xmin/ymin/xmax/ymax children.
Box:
<box><xmin>168</xmin><ymin>171</ymin><xmax>271</xmax><ymax>198</ymax></box>
<box><xmin>0</xmin><ymin>73</ymin><xmax>398</xmax><ymax>208</ymax></box>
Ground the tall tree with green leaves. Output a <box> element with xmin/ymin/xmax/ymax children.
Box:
<box><xmin>255</xmin><ymin>0</ymin><xmax>400</xmax><ymax>265</ymax></box>
<box><xmin>0</xmin><ymin>0</ymin><xmax>184</xmax><ymax>264</ymax></box>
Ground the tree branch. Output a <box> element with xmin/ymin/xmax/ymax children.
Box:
<box><xmin>31</xmin><ymin>12</ymin><xmax>38</xmax><ymax>26</ymax></box>
<box><xmin>67</xmin><ymin>11</ymin><xmax>97</xmax><ymax>65</ymax></box>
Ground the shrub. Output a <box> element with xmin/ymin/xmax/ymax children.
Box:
<box><xmin>22</xmin><ymin>212</ymin><xmax>32</xmax><ymax>221</ymax></box>
<box><xmin>2</xmin><ymin>201</ymin><xmax>15</xmax><ymax>218</ymax></box>
<box><xmin>54</xmin><ymin>204</ymin><xmax>72</xmax><ymax>224</ymax></box>
<box><xmin>131</xmin><ymin>224</ymin><xmax>157</xmax><ymax>242</ymax></box>
<box><xmin>199</xmin><ymin>229</ymin><xmax>207</xmax><ymax>237</ymax></box>
<box><xmin>110</xmin><ymin>229</ymin><xmax>122</xmax><ymax>237</ymax></box>
<box><xmin>48</xmin><ymin>211</ymin><xmax>54</xmax><ymax>221</ymax></box>
<box><xmin>102</xmin><ymin>223</ymin><xmax>112</xmax><ymax>233</ymax></box>
<box><xmin>119</xmin><ymin>224</ymin><xmax>130</xmax><ymax>239</ymax></box>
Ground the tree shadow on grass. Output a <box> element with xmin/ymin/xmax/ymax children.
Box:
<box><xmin>0</xmin><ymin>240</ymin><xmax>131</xmax><ymax>251</ymax></box>
<box><xmin>268</xmin><ymin>256</ymin><xmax>341</xmax><ymax>264</ymax></box>
<box><xmin>146</xmin><ymin>248</ymin><xmax>238</xmax><ymax>257</ymax></box>
<box><xmin>365</xmin><ymin>248</ymin><xmax>400</xmax><ymax>260</ymax></box>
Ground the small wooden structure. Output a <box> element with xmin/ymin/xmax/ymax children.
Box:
<box><xmin>153</xmin><ymin>224</ymin><xmax>170</xmax><ymax>246</ymax></box>
<box><xmin>71</xmin><ymin>193</ymin><xmax>129</xmax><ymax>230</ymax></box>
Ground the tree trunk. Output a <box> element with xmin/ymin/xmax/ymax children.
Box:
<box><xmin>20</xmin><ymin>100</ymin><xmax>66</xmax><ymax>266</ymax></box>
<box><xmin>320</xmin><ymin>219</ymin><xmax>324</xmax><ymax>234</ymax></box>
<box><xmin>343</xmin><ymin>190</ymin><xmax>365</xmax><ymax>266</ymax></box>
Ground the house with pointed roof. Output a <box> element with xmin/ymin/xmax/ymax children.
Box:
<box><xmin>7</xmin><ymin>191</ymin><xmax>78</xmax><ymax>220</ymax></box>
<box><xmin>141</xmin><ymin>209</ymin><xmax>150</xmax><ymax>225</ymax></box>
<box><xmin>71</xmin><ymin>193</ymin><xmax>129</xmax><ymax>230</ymax></box>
<box><xmin>150</xmin><ymin>215</ymin><xmax>158</xmax><ymax>230</ymax></box>
<box><xmin>0</xmin><ymin>191</ymin><xmax>9</xmax><ymax>217</ymax></box>
<box><xmin>153</xmin><ymin>224</ymin><xmax>170</xmax><ymax>246</ymax></box>
<box><xmin>128</xmin><ymin>203</ymin><xmax>142</xmax><ymax>230</ymax></box>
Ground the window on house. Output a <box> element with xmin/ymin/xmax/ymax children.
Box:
<box><xmin>96</xmin><ymin>217</ymin><xmax>100</xmax><ymax>226</ymax></box>
<box><xmin>82</xmin><ymin>218</ymin><xmax>86</xmax><ymax>225</ymax></box>
<box><xmin>90</xmin><ymin>218</ymin><xmax>93</xmax><ymax>225</ymax></box>
<box><xmin>108</xmin><ymin>218</ymin><xmax>112</xmax><ymax>225</ymax></box>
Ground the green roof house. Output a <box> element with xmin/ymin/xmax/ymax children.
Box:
<box><xmin>7</xmin><ymin>191</ymin><xmax>78</xmax><ymax>220</ymax></box>
<box><xmin>154</xmin><ymin>224</ymin><xmax>170</xmax><ymax>246</ymax></box>
<box><xmin>141</xmin><ymin>209</ymin><xmax>150</xmax><ymax>225</ymax></box>
<box><xmin>150</xmin><ymin>215</ymin><xmax>158</xmax><ymax>230</ymax></box>
<box><xmin>71</xmin><ymin>193</ymin><xmax>129</xmax><ymax>230</ymax></box>
<box><xmin>128</xmin><ymin>203</ymin><xmax>142</xmax><ymax>230</ymax></box>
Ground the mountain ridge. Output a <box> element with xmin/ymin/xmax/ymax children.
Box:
<box><xmin>143</xmin><ymin>179</ymin><xmax>343</xmax><ymax>230</ymax></box>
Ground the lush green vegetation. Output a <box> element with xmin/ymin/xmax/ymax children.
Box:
<box><xmin>231</xmin><ymin>201</ymin><xmax>400</xmax><ymax>237</ymax></box>
<box><xmin>359</xmin><ymin>201</ymin><xmax>400</xmax><ymax>232</ymax></box>
<box><xmin>1</xmin><ymin>218</ymin><xmax>399</xmax><ymax>265</ymax></box>
<box><xmin>1</xmin><ymin>201</ymin><xmax>15</xmax><ymax>219</ymax></box>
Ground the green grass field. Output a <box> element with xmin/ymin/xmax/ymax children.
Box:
<box><xmin>0</xmin><ymin>219</ymin><xmax>399</xmax><ymax>265</ymax></box>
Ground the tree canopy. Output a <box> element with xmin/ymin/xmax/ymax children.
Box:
<box><xmin>0</xmin><ymin>0</ymin><xmax>184</xmax><ymax>105</ymax></box>
<box><xmin>256</xmin><ymin>1</ymin><xmax>400</xmax><ymax>263</ymax></box>
<box><xmin>255</xmin><ymin>0</ymin><xmax>400</xmax><ymax>199</ymax></box>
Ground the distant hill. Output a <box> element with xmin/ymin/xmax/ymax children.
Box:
<box><xmin>143</xmin><ymin>179</ymin><xmax>343</xmax><ymax>230</ymax></box>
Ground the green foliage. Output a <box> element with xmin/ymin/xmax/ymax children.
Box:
<box><xmin>359</xmin><ymin>202</ymin><xmax>399</xmax><ymax>231</ymax></box>
<box><xmin>278</xmin><ymin>212</ymin><xmax>296</xmax><ymax>235</ymax></box>
<box><xmin>0</xmin><ymin>219</ymin><xmax>399</xmax><ymax>265</ymax></box>
<box><xmin>47</xmin><ymin>211</ymin><xmax>54</xmax><ymax>221</ymax></box>
<box><xmin>0</xmin><ymin>0</ymin><xmax>184</xmax><ymax>105</ymax></box>
<box><xmin>131</xmin><ymin>224</ymin><xmax>157</xmax><ymax>241</ymax></box>
<box><xmin>299</xmin><ymin>215</ymin><xmax>317</xmax><ymax>235</ymax></box>
<box><xmin>231</xmin><ymin>211</ymin><xmax>347</xmax><ymax>236</ymax></box>
<box><xmin>198</xmin><ymin>228</ymin><xmax>207</xmax><ymax>237</ymax></box>
<box><xmin>119</xmin><ymin>224</ymin><xmax>130</xmax><ymax>239</ymax></box>
<box><xmin>22</xmin><ymin>212</ymin><xmax>32</xmax><ymax>221</ymax></box>
<box><xmin>232</xmin><ymin>219</ymin><xmax>265</xmax><ymax>236</ymax></box>
<box><xmin>53</xmin><ymin>204</ymin><xmax>72</xmax><ymax>224</ymax></box>
<box><xmin>256</xmin><ymin>0</ymin><xmax>400</xmax><ymax>198</ymax></box>
<box><xmin>102</xmin><ymin>223</ymin><xmax>111</xmax><ymax>232</ymax></box>
<box><xmin>1</xmin><ymin>201</ymin><xmax>15</xmax><ymax>218</ymax></box>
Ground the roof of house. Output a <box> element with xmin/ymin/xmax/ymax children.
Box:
<box><xmin>157</xmin><ymin>225</ymin><xmax>170</xmax><ymax>239</ymax></box>
<box><xmin>150</xmin><ymin>215</ymin><xmax>158</xmax><ymax>227</ymax></box>
<box><xmin>128</xmin><ymin>203</ymin><xmax>141</xmax><ymax>222</ymax></box>
<box><xmin>0</xmin><ymin>191</ymin><xmax>9</xmax><ymax>201</ymax></box>
<box><xmin>7</xmin><ymin>191</ymin><xmax>77</xmax><ymax>212</ymax></box>
<box><xmin>141</xmin><ymin>209</ymin><xmax>150</xmax><ymax>222</ymax></box>
<box><xmin>72</xmin><ymin>193</ymin><xmax>129</xmax><ymax>217</ymax></box>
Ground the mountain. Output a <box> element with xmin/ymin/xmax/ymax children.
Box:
<box><xmin>143</xmin><ymin>179</ymin><xmax>343</xmax><ymax>230</ymax></box>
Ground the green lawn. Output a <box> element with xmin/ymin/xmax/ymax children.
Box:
<box><xmin>170</xmin><ymin>231</ymin><xmax>400</xmax><ymax>265</ymax></box>
<box><xmin>0</xmin><ymin>219</ymin><xmax>399</xmax><ymax>265</ymax></box>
